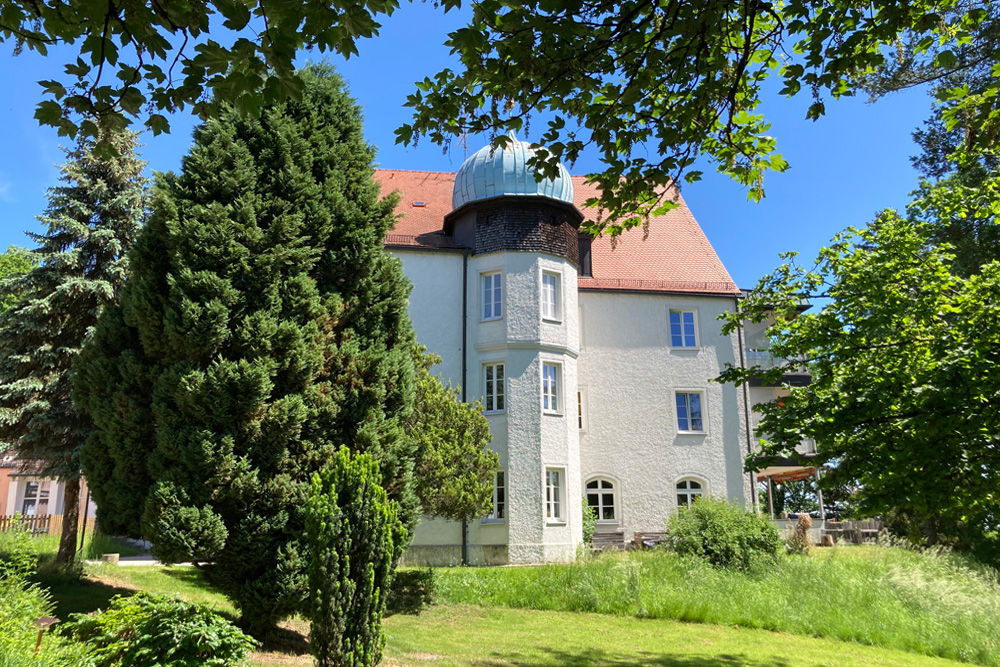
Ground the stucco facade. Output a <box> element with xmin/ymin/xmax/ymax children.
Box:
<box><xmin>381</xmin><ymin>138</ymin><xmax>755</xmax><ymax>565</ymax></box>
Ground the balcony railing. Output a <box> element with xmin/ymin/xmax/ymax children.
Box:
<box><xmin>746</xmin><ymin>349</ymin><xmax>809</xmax><ymax>375</ymax></box>
<box><xmin>746</xmin><ymin>348</ymin><xmax>783</xmax><ymax>368</ymax></box>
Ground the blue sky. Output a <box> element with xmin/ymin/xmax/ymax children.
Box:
<box><xmin>0</xmin><ymin>3</ymin><xmax>932</xmax><ymax>289</ymax></box>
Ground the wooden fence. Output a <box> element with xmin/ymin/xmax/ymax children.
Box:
<box><xmin>0</xmin><ymin>514</ymin><xmax>96</xmax><ymax>537</ymax></box>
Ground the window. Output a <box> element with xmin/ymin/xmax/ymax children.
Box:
<box><xmin>586</xmin><ymin>478</ymin><xmax>617</xmax><ymax>522</ymax></box>
<box><xmin>541</xmin><ymin>271</ymin><xmax>560</xmax><ymax>320</ymax></box>
<box><xmin>545</xmin><ymin>468</ymin><xmax>564</xmax><ymax>521</ymax></box>
<box><xmin>669</xmin><ymin>310</ymin><xmax>698</xmax><ymax>348</ymax></box>
<box><xmin>542</xmin><ymin>363</ymin><xmax>559</xmax><ymax>413</ymax></box>
<box><xmin>21</xmin><ymin>481</ymin><xmax>50</xmax><ymax>516</ymax></box>
<box><xmin>484</xmin><ymin>471</ymin><xmax>505</xmax><ymax>522</ymax></box>
<box><xmin>577</xmin><ymin>387</ymin><xmax>587</xmax><ymax>431</ymax></box>
<box><xmin>676</xmin><ymin>479</ymin><xmax>705</xmax><ymax>508</ymax></box>
<box><xmin>578</xmin><ymin>236</ymin><xmax>593</xmax><ymax>277</ymax></box>
<box><xmin>482</xmin><ymin>272</ymin><xmax>502</xmax><ymax>321</ymax></box>
<box><xmin>675</xmin><ymin>391</ymin><xmax>705</xmax><ymax>432</ymax></box>
<box><xmin>484</xmin><ymin>363</ymin><xmax>505</xmax><ymax>413</ymax></box>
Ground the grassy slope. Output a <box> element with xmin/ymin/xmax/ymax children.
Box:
<box><xmin>34</xmin><ymin>564</ymin><xmax>979</xmax><ymax>667</ymax></box>
<box><xmin>432</xmin><ymin>546</ymin><xmax>1000</xmax><ymax>666</ymax></box>
<box><xmin>384</xmin><ymin>604</ymin><xmax>967</xmax><ymax>667</ymax></box>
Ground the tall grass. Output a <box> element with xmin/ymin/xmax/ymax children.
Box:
<box><xmin>433</xmin><ymin>544</ymin><xmax>1000</xmax><ymax>666</ymax></box>
<box><xmin>0</xmin><ymin>530</ymin><xmax>144</xmax><ymax>561</ymax></box>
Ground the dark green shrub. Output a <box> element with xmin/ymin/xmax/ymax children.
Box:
<box><xmin>62</xmin><ymin>592</ymin><xmax>255</xmax><ymax>667</ymax></box>
<box><xmin>385</xmin><ymin>569</ymin><xmax>435</xmax><ymax>616</ymax></box>
<box><xmin>306</xmin><ymin>446</ymin><xmax>405</xmax><ymax>667</ymax></box>
<box><xmin>666</xmin><ymin>497</ymin><xmax>782</xmax><ymax>571</ymax></box>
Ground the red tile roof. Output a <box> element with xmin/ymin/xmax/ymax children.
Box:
<box><xmin>375</xmin><ymin>170</ymin><xmax>464</xmax><ymax>249</ymax></box>
<box><xmin>374</xmin><ymin>169</ymin><xmax>738</xmax><ymax>295</ymax></box>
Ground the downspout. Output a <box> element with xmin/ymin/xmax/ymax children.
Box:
<box><xmin>461</xmin><ymin>249</ymin><xmax>470</xmax><ymax>566</ymax></box>
<box><xmin>735</xmin><ymin>297</ymin><xmax>759</xmax><ymax>514</ymax></box>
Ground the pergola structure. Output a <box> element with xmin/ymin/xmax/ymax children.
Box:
<box><xmin>755</xmin><ymin>455</ymin><xmax>826</xmax><ymax>522</ymax></box>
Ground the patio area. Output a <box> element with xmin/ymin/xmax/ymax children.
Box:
<box><xmin>757</xmin><ymin>457</ymin><xmax>882</xmax><ymax>545</ymax></box>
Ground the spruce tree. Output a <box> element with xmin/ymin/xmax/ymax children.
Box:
<box><xmin>74</xmin><ymin>65</ymin><xmax>419</xmax><ymax>634</ymax></box>
<box><xmin>0</xmin><ymin>131</ymin><xmax>146</xmax><ymax>564</ymax></box>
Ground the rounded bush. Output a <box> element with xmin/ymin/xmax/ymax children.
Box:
<box><xmin>62</xmin><ymin>592</ymin><xmax>255</xmax><ymax>667</ymax></box>
<box><xmin>666</xmin><ymin>497</ymin><xmax>782</xmax><ymax>571</ymax></box>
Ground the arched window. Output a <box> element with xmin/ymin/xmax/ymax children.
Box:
<box><xmin>676</xmin><ymin>478</ymin><xmax>705</xmax><ymax>508</ymax></box>
<box><xmin>586</xmin><ymin>478</ymin><xmax>617</xmax><ymax>522</ymax></box>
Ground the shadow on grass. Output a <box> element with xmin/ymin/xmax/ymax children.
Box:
<box><xmin>159</xmin><ymin>564</ymin><xmax>220</xmax><ymax>590</ymax></box>
<box><xmin>473</xmin><ymin>648</ymin><xmax>795</xmax><ymax>667</ymax></box>
<box><xmin>386</xmin><ymin>569</ymin><xmax>434</xmax><ymax>616</ymax></box>
<box><xmin>258</xmin><ymin>621</ymin><xmax>310</xmax><ymax>656</ymax></box>
<box><xmin>155</xmin><ymin>567</ymin><xmax>311</xmax><ymax>657</ymax></box>
<box><xmin>32</xmin><ymin>568</ymin><xmax>134</xmax><ymax>618</ymax></box>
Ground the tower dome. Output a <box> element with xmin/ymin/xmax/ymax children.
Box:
<box><xmin>452</xmin><ymin>134</ymin><xmax>574</xmax><ymax>210</ymax></box>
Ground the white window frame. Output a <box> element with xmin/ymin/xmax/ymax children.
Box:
<box><xmin>676</xmin><ymin>477</ymin><xmax>707</xmax><ymax>508</ymax></box>
<box><xmin>541</xmin><ymin>362</ymin><xmax>561</xmax><ymax>415</ymax></box>
<box><xmin>577</xmin><ymin>386</ymin><xmax>588</xmax><ymax>432</ymax></box>
<box><xmin>585</xmin><ymin>477</ymin><xmax>618</xmax><ymax>524</ymax></box>
<box><xmin>21</xmin><ymin>480</ymin><xmax>51</xmax><ymax>516</ymax></box>
<box><xmin>674</xmin><ymin>390</ymin><xmax>707</xmax><ymax>433</ymax></box>
<box><xmin>544</xmin><ymin>467</ymin><xmax>566</xmax><ymax>523</ymax></box>
<box><xmin>669</xmin><ymin>309</ymin><xmax>699</xmax><ymax>349</ymax></box>
<box><xmin>541</xmin><ymin>270</ymin><xmax>561</xmax><ymax>322</ymax></box>
<box><xmin>482</xmin><ymin>470</ymin><xmax>506</xmax><ymax>523</ymax></box>
<box><xmin>481</xmin><ymin>271</ymin><xmax>503</xmax><ymax>322</ymax></box>
<box><xmin>483</xmin><ymin>362</ymin><xmax>505</xmax><ymax>414</ymax></box>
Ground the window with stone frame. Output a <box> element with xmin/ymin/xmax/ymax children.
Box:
<box><xmin>545</xmin><ymin>468</ymin><xmax>564</xmax><ymax>521</ymax></box>
<box><xmin>542</xmin><ymin>363</ymin><xmax>560</xmax><ymax>413</ymax></box>
<box><xmin>483</xmin><ymin>471</ymin><xmax>505</xmax><ymax>522</ymax></box>
<box><xmin>484</xmin><ymin>362</ymin><xmax>505</xmax><ymax>413</ymax></box>
<box><xmin>541</xmin><ymin>271</ymin><xmax>560</xmax><ymax>321</ymax></box>
<box><xmin>669</xmin><ymin>309</ymin><xmax>698</xmax><ymax>348</ymax></box>
<box><xmin>482</xmin><ymin>271</ymin><xmax>503</xmax><ymax>321</ymax></box>
<box><xmin>586</xmin><ymin>478</ymin><xmax>617</xmax><ymax>522</ymax></box>
<box><xmin>675</xmin><ymin>391</ymin><xmax>705</xmax><ymax>432</ymax></box>
<box><xmin>676</xmin><ymin>478</ymin><xmax>705</xmax><ymax>507</ymax></box>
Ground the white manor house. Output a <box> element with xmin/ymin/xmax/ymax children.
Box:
<box><xmin>374</xmin><ymin>137</ymin><xmax>804</xmax><ymax>566</ymax></box>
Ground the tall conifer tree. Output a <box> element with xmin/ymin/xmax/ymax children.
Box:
<box><xmin>0</xmin><ymin>131</ymin><xmax>146</xmax><ymax>564</ymax></box>
<box><xmin>75</xmin><ymin>65</ymin><xmax>419</xmax><ymax>633</ymax></box>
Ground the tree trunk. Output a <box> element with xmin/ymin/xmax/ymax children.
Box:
<box><xmin>56</xmin><ymin>476</ymin><xmax>81</xmax><ymax>565</ymax></box>
<box><xmin>922</xmin><ymin>515</ymin><xmax>940</xmax><ymax>546</ymax></box>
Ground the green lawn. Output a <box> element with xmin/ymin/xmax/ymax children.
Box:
<box><xmin>29</xmin><ymin>560</ymin><xmax>991</xmax><ymax>667</ymax></box>
<box><xmin>432</xmin><ymin>546</ymin><xmax>1000</xmax><ymax>666</ymax></box>
<box><xmin>383</xmin><ymin>604</ymin><xmax>969</xmax><ymax>667</ymax></box>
